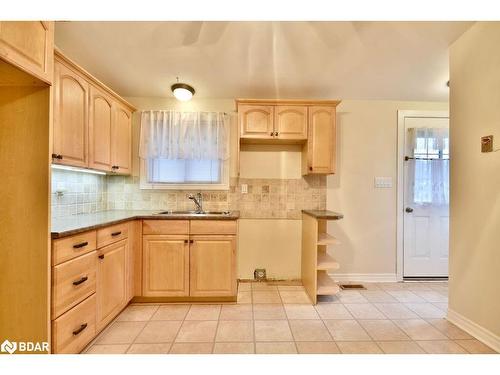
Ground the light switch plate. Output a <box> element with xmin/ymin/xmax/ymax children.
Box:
<box><xmin>481</xmin><ymin>135</ymin><xmax>493</xmax><ymax>152</ymax></box>
<box><xmin>241</xmin><ymin>184</ymin><xmax>248</xmax><ymax>194</ymax></box>
<box><xmin>374</xmin><ymin>177</ymin><xmax>393</xmax><ymax>188</ymax></box>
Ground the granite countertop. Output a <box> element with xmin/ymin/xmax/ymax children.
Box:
<box><xmin>302</xmin><ymin>209</ymin><xmax>344</xmax><ymax>220</ymax></box>
<box><xmin>51</xmin><ymin>210</ymin><xmax>240</xmax><ymax>239</ymax></box>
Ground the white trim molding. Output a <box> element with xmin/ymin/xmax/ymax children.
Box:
<box><xmin>396</xmin><ymin>110</ymin><xmax>449</xmax><ymax>281</ymax></box>
<box><xmin>447</xmin><ymin>308</ymin><xmax>500</xmax><ymax>353</ymax></box>
<box><xmin>329</xmin><ymin>273</ymin><xmax>398</xmax><ymax>283</ymax></box>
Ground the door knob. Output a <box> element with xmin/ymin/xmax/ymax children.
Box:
<box><xmin>405</xmin><ymin>207</ymin><xmax>414</xmax><ymax>213</ymax></box>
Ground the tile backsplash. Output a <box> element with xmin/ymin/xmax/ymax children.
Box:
<box><xmin>52</xmin><ymin>171</ymin><xmax>326</xmax><ymax>220</ymax></box>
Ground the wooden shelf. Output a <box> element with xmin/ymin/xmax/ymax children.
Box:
<box><xmin>317</xmin><ymin>252</ymin><xmax>340</xmax><ymax>271</ymax></box>
<box><xmin>317</xmin><ymin>233</ymin><xmax>340</xmax><ymax>246</ymax></box>
<box><xmin>317</xmin><ymin>271</ymin><xmax>340</xmax><ymax>295</ymax></box>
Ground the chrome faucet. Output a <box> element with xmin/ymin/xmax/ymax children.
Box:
<box><xmin>188</xmin><ymin>192</ymin><xmax>203</xmax><ymax>213</ymax></box>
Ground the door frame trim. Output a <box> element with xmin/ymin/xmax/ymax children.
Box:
<box><xmin>396</xmin><ymin>110</ymin><xmax>449</xmax><ymax>281</ymax></box>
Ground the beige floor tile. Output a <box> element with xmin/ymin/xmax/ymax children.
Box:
<box><xmin>176</xmin><ymin>320</ymin><xmax>218</xmax><ymax>342</ymax></box>
<box><xmin>151</xmin><ymin>305</ymin><xmax>190</xmax><ymax>321</ymax></box>
<box><xmin>360</xmin><ymin>283</ymin><xmax>382</xmax><ymax>291</ymax></box>
<box><xmin>213</xmin><ymin>342</ymin><xmax>255</xmax><ymax>354</ymax></box>
<box><xmin>376</xmin><ymin>282</ymin><xmax>405</xmax><ymax>291</ymax></box>
<box><xmin>296</xmin><ymin>342</ymin><xmax>340</xmax><ymax>354</ymax></box>
<box><xmin>432</xmin><ymin>302</ymin><xmax>449</xmax><ymax>311</ymax></box>
<box><xmin>185</xmin><ymin>304</ymin><xmax>221</xmax><ymax>320</ymax></box>
<box><xmin>251</xmin><ymin>283</ymin><xmax>278</xmax><ymax>291</ymax></box>
<box><xmin>252</xmin><ymin>291</ymin><xmax>282</xmax><ymax>304</ymax></box>
<box><xmin>238</xmin><ymin>282</ymin><xmax>252</xmax><ymax>292</ymax></box>
<box><xmin>426</xmin><ymin>319</ymin><xmax>473</xmax><ymax>339</ymax></box>
<box><xmin>253</xmin><ymin>304</ymin><xmax>286</xmax><ymax>320</ymax></box>
<box><xmin>85</xmin><ymin>344</ymin><xmax>130</xmax><ymax>354</ymax></box>
<box><xmin>404</xmin><ymin>303</ymin><xmax>446</xmax><ymax>319</ymax></box>
<box><xmin>393</xmin><ymin>319</ymin><xmax>448</xmax><ymax>340</ymax></box>
<box><xmin>377</xmin><ymin>341</ymin><xmax>425</xmax><ymax>354</ymax></box>
<box><xmin>116</xmin><ymin>305</ymin><xmax>159</xmax><ymax>322</ymax></box>
<box><xmin>454</xmin><ymin>339</ymin><xmax>497</xmax><ymax>354</ymax></box>
<box><xmin>126</xmin><ymin>343</ymin><xmax>172</xmax><ymax>354</ymax></box>
<box><xmin>360</xmin><ymin>291</ymin><xmax>398</xmax><ymax>303</ymax></box>
<box><xmin>134</xmin><ymin>321</ymin><xmax>182</xmax><ymax>343</ymax></box>
<box><xmin>96</xmin><ymin>321</ymin><xmax>146</xmax><ymax>344</ymax></box>
<box><xmin>284</xmin><ymin>304</ymin><xmax>319</xmax><ymax>319</ymax></box>
<box><xmin>337</xmin><ymin>291</ymin><xmax>369</xmax><ymax>304</ymax></box>
<box><xmin>413</xmin><ymin>291</ymin><xmax>448</xmax><ymax>303</ymax></box>
<box><xmin>358</xmin><ymin>320</ymin><xmax>410</xmax><ymax>341</ymax></box>
<box><xmin>416</xmin><ymin>340</ymin><xmax>468</xmax><ymax>354</ymax></box>
<box><xmin>219</xmin><ymin>304</ymin><xmax>253</xmax><ymax>320</ymax></box>
<box><xmin>323</xmin><ymin>320</ymin><xmax>371</xmax><ymax>341</ymax></box>
<box><xmin>278</xmin><ymin>285</ymin><xmax>306</xmax><ymax>291</ymax></box>
<box><xmin>216</xmin><ymin>320</ymin><xmax>254</xmax><ymax>342</ymax></box>
<box><xmin>254</xmin><ymin>320</ymin><xmax>293</xmax><ymax>342</ymax></box>
<box><xmin>387</xmin><ymin>291</ymin><xmax>425</xmax><ymax>303</ymax></box>
<box><xmin>344</xmin><ymin>303</ymin><xmax>385</xmax><ymax>319</ymax></box>
<box><xmin>401</xmin><ymin>283</ymin><xmax>433</xmax><ymax>291</ymax></box>
<box><xmin>237</xmin><ymin>291</ymin><xmax>252</xmax><ymax>304</ymax></box>
<box><xmin>289</xmin><ymin>320</ymin><xmax>332</xmax><ymax>341</ymax></box>
<box><xmin>315</xmin><ymin>304</ymin><xmax>353</xmax><ymax>319</ymax></box>
<box><xmin>169</xmin><ymin>343</ymin><xmax>213</xmax><ymax>354</ymax></box>
<box><xmin>337</xmin><ymin>341</ymin><xmax>382</xmax><ymax>354</ymax></box>
<box><xmin>279</xmin><ymin>291</ymin><xmax>311</xmax><ymax>304</ymax></box>
<box><xmin>255</xmin><ymin>342</ymin><xmax>297</xmax><ymax>354</ymax></box>
<box><xmin>373</xmin><ymin>303</ymin><xmax>418</xmax><ymax>319</ymax></box>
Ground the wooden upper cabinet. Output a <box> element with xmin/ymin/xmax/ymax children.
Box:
<box><xmin>275</xmin><ymin>105</ymin><xmax>307</xmax><ymax>140</ymax></box>
<box><xmin>0</xmin><ymin>21</ymin><xmax>54</xmax><ymax>84</ymax></box>
<box><xmin>189</xmin><ymin>235</ymin><xmax>236</xmax><ymax>297</ymax></box>
<box><xmin>239</xmin><ymin>105</ymin><xmax>274</xmax><ymax>139</ymax></box>
<box><xmin>53</xmin><ymin>61</ymin><xmax>89</xmax><ymax>168</ymax></box>
<box><xmin>88</xmin><ymin>85</ymin><xmax>113</xmax><ymax>172</ymax></box>
<box><xmin>142</xmin><ymin>235</ymin><xmax>190</xmax><ymax>297</ymax></box>
<box><xmin>111</xmin><ymin>104</ymin><xmax>132</xmax><ymax>174</ymax></box>
<box><xmin>96</xmin><ymin>239</ymin><xmax>127</xmax><ymax>331</ymax></box>
<box><xmin>305</xmin><ymin>106</ymin><xmax>336</xmax><ymax>174</ymax></box>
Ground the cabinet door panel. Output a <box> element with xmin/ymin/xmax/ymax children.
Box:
<box><xmin>307</xmin><ymin>106</ymin><xmax>336</xmax><ymax>174</ymax></box>
<box><xmin>89</xmin><ymin>85</ymin><xmax>113</xmax><ymax>172</ymax></box>
<box><xmin>96</xmin><ymin>239</ymin><xmax>127</xmax><ymax>330</ymax></box>
<box><xmin>239</xmin><ymin>105</ymin><xmax>274</xmax><ymax>139</ymax></box>
<box><xmin>275</xmin><ymin>106</ymin><xmax>307</xmax><ymax>140</ymax></box>
<box><xmin>111</xmin><ymin>103</ymin><xmax>132</xmax><ymax>174</ymax></box>
<box><xmin>142</xmin><ymin>235</ymin><xmax>189</xmax><ymax>297</ymax></box>
<box><xmin>53</xmin><ymin>61</ymin><xmax>89</xmax><ymax>167</ymax></box>
<box><xmin>190</xmin><ymin>236</ymin><xmax>236</xmax><ymax>297</ymax></box>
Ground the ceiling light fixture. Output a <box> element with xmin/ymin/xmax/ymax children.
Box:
<box><xmin>171</xmin><ymin>77</ymin><xmax>195</xmax><ymax>101</ymax></box>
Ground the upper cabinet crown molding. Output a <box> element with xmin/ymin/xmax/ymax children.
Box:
<box><xmin>0</xmin><ymin>21</ymin><xmax>54</xmax><ymax>85</ymax></box>
<box><xmin>236</xmin><ymin>98</ymin><xmax>341</xmax><ymax>107</ymax></box>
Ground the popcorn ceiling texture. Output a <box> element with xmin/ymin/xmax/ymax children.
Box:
<box><xmin>52</xmin><ymin>170</ymin><xmax>326</xmax><ymax>220</ymax></box>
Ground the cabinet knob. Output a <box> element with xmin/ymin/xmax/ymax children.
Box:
<box><xmin>52</xmin><ymin>153</ymin><xmax>63</xmax><ymax>160</ymax></box>
<box><xmin>98</xmin><ymin>254</ymin><xmax>104</xmax><ymax>260</ymax></box>
<box><xmin>309</xmin><ymin>167</ymin><xmax>313</xmax><ymax>171</ymax></box>
<box><xmin>270</xmin><ymin>132</ymin><xmax>274</xmax><ymax>136</ymax></box>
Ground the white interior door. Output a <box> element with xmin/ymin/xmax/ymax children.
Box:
<box><xmin>403</xmin><ymin>117</ymin><xmax>449</xmax><ymax>277</ymax></box>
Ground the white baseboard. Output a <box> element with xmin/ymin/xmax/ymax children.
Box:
<box><xmin>447</xmin><ymin>308</ymin><xmax>500</xmax><ymax>353</ymax></box>
<box><xmin>328</xmin><ymin>273</ymin><xmax>398</xmax><ymax>283</ymax></box>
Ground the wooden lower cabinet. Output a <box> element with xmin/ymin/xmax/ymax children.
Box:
<box><xmin>189</xmin><ymin>235</ymin><xmax>237</xmax><ymax>297</ymax></box>
<box><xmin>96</xmin><ymin>239</ymin><xmax>128</xmax><ymax>331</ymax></box>
<box><xmin>142</xmin><ymin>235</ymin><xmax>190</xmax><ymax>297</ymax></box>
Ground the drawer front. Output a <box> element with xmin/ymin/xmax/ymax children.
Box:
<box><xmin>143</xmin><ymin>220</ymin><xmax>189</xmax><ymax>235</ymax></box>
<box><xmin>190</xmin><ymin>220</ymin><xmax>237</xmax><ymax>235</ymax></box>
<box><xmin>97</xmin><ymin>222</ymin><xmax>129</xmax><ymax>248</ymax></box>
<box><xmin>52</xmin><ymin>251</ymin><xmax>97</xmax><ymax>319</ymax></box>
<box><xmin>52</xmin><ymin>294</ymin><xmax>96</xmax><ymax>354</ymax></box>
<box><xmin>52</xmin><ymin>231</ymin><xmax>97</xmax><ymax>265</ymax></box>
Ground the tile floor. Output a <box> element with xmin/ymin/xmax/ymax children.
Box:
<box><xmin>84</xmin><ymin>281</ymin><xmax>497</xmax><ymax>354</ymax></box>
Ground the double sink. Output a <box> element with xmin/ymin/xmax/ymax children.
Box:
<box><xmin>154</xmin><ymin>210</ymin><xmax>232</xmax><ymax>217</ymax></box>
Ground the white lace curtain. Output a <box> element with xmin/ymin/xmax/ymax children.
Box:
<box><xmin>139</xmin><ymin>110</ymin><xmax>229</xmax><ymax>161</ymax></box>
<box><xmin>407</xmin><ymin>127</ymin><xmax>449</xmax><ymax>206</ymax></box>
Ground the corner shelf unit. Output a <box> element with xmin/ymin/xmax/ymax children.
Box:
<box><xmin>301</xmin><ymin>210</ymin><xmax>343</xmax><ymax>304</ymax></box>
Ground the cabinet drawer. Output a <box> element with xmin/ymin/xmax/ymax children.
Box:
<box><xmin>190</xmin><ymin>220</ymin><xmax>237</xmax><ymax>235</ymax></box>
<box><xmin>97</xmin><ymin>222</ymin><xmax>128</xmax><ymax>248</ymax></box>
<box><xmin>52</xmin><ymin>251</ymin><xmax>97</xmax><ymax>319</ymax></box>
<box><xmin>52</xmin><ymin>231</ymin><xmax>97</xmax><ymax>266</ymax></box>
<box><xmin>143</xmin><ymin>220</ymin><xmax>189</xmax><ymax>235</ymax></box>
<box><xmin>52</xmin><ymin>294</ymin><xmax>96</xmax><ymax>354</ymax></box>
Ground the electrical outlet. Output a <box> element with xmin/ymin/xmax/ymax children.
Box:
<box><xmin>241</xmin><ymin>184</ymin><xmax>248</xmax><ymax>194</ymax></box>
<box><xmin>254</xmin><ymin>268</ymin><xmax>266</xmax><ymax>281</ymax></box>
<box><xmin>481</xmin><ymin>135</ymin><xmax>493</xmax><ymax>152</ymax></box>
<box><xmin>374</xmin><ymin>177</ymin><xmax>392</xmax><ymax>188</ymax></box>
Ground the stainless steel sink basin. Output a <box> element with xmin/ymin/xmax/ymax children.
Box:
<box><xmin>155</xmin><ymin>210</ymin><xmax>231</xmax><ymax>216</ymax></box>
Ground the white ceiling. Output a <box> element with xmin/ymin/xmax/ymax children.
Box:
<box><xmin>55</xmin><ymin>21</ymin><xmax>473</xmax><ymax>101</ymax></box>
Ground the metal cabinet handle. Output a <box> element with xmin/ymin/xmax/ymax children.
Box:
<box><xmin>184</xmin><ymin>240</ymin><xmax>188</xmax><ymax>244</ymax></box>
<box><xmin>189</xmin><ymin>239</ymin><xmax>194</xmax><ymax>244</ymax></box>
<box><xmin>270</xmin><ymin>132</ymin><xmax>274</xmax><ymax>136</ymax></box>
<box><xmin>72</xmin><ymin>323</ymin><xmax>88</xmax><ymax>336</ymax></box>
<box><xmin>405</xmin><ymin>207</ymin><xmax>414</xmax><ymax>213</ymax></box>
<box><xmin>73</xmin><ymin>241</ymin><xmax>88</xmax><ymax>249</ymax></box>
<box><xmin>72</xmin><ymin>276</ymin><xmax>88</xmax><ymax>286</ymax></box>
<box><xmin>98</xmin><ymin>254</ymin><xmax>104</xmax><ymax>259</ymax></box>
<box><xmin>111</xmin><ymin>231</ymin><xmax>122</xmax><ymax>237</ymax></box>
<box><xmin>52</xmin><ymin>153</ymin><xmax>63</xmax><ymax>160</ymax></box>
